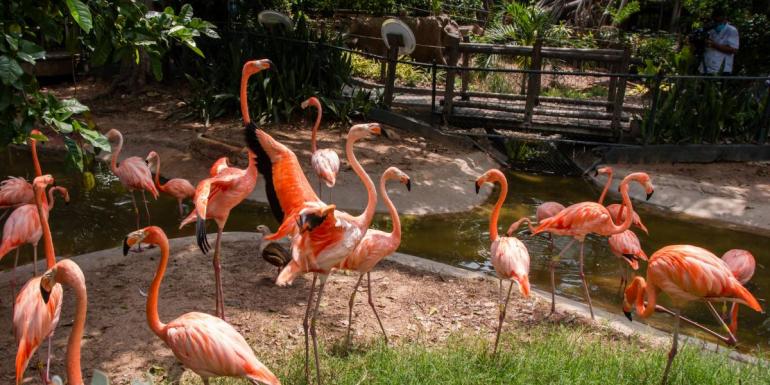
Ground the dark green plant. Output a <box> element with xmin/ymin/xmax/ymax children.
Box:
<box><xmin>1</xmin><ymin>0</ymin><xmax>216</xmax><ymax>171</ymax></box>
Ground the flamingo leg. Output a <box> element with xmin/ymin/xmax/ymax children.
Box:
<box><xmin>549</xmin><ymin>239</ymin><xmax>575</xmax><ymax>315</ymax></box>
<box><xmin>728</xmin><ymin>303</ymin><xmax>739</xmax><ymax>334</ymax></box>
<box><xmin>616</xmin><ymin>259</ymin><xmax>626</xmax><ymax>298</ymax></box>
<box><xmin>178</xmin><ymin>199</ymin><xmax>184</xmax><ymax>218</ymax></box>
<box><xmin>141</xmin><ymin>190</ymin><xmax>151</xmax><ymax>225</ymax></box>
<box><xmin>130</xmin><ymin>191</ymin><xmax>142</xmax><ymax>251</ymax></box>
<box><xmin>660</xmin><ymin>308</ymin><xmax>680</xmax><ymax>385</ymax></box>
<box><xmin>367</xmin><ymin>272</ymin><xmax>388</xmax><ymax>345</ymax></box>
<box><xmin>652</xmin><ymin>304</ymin><xmax>729</xmax><ymax>343</ymax></box>
<box><xmin>578</xmin><ymin>241</ymin><xmax>595</xmax><ymax>320</ymax></box>
<box><xmin>310</xmin><ymin>275</ymin><xmax>328</xmax><ymax>385</ymax></box>
<box><xmin>705</xmin><ymin>301</ymin><xmax>737</xmax><ymax>345</ymax></box>
<box><xmin>303</xmin><ymin>274</ymin><xmax>318</xmax><ymax>384</ymax></box>
<box><xmin>45</xmin><ymin>335</ymin><xmax>53</xmax><ymax>383</ymax></box>
<box><xmin>202</xmin><ymin>377</ymin><xmax>210</xmax><ymax>385</ymax></box>
<box><xmin>213</xmin><ymin>227</ymin><xmax>225</xmax><ymax>320</ymax></box>
<box><xmin>345</xmin><ymin>274</ymin><xmax>365</xmax><ymax>351</ymax></box>
<box><xmin>493</xmin><ymin>279</ymin><xmax>514</xmax><ymax>355</ymax></box>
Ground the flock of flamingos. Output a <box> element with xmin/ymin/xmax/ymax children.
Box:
<box><xmin>0</xmin><ymin>59</ymin><xmax>763</xmax><ymax>385</ymax></box>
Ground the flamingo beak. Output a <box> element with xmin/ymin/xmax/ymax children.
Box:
<box><xmin>624</xmin><ymin>310</ymin><xmax>633</xmax><ymax>321</ymax></box>
<box><xmin>123</xmin><ymin>237</ymin><xmax>131</xmax><ymax>256</ymax></box>
<box><xmin>39</xmin><ymin>283</ymin><xmax>51</xmax><ymax>304</ymax></box>
<box><xmin>593</xmin><ymin>169</ymin><xmax>598</xmax><ymax>177</ymax></box>
<box><xmin>405</xmin><ymin>178</ymin><xmax>411</xmax><ymax>191</ymax></box>
<box><xmin>646</xmin><ymin>191</ymin><xmax>654</xmax><ymax>200</ymax></box>
<box><xmin>475</xmin><ymin>181</ymin><xmax>480</xmax><ymax>194</ymax></box>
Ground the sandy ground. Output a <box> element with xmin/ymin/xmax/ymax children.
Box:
<box><xmin>0</xmin><ymin>233</ymin><xmax>549</xmax><ymax>385</ymax></box>
<box><xmin>44</xmin><ymin>78</ymin><xmax>497</xmax><ymax>215</ymax></box>
<box><xmin>593</xmin><ymin>162</ymin><xmax>770</xmax><ymax>235</ymax></box>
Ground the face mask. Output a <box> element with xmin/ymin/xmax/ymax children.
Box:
<box><xmin>714</xmin><ymin>23</ymin><xmax>726</xmax><ymax>33</ymax></box>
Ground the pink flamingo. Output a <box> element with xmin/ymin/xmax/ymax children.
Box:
<box><xmin>106</xmin><ymin>129</ymin><xmax>159</xmax><ymax>230</ymax></box>
<box><xmin>475</xmin><ymin>169</ymin><xmax>531</xmax><ymax>355</ymax></box>
<box><xmin>302</xmin><ymin>96</ymin><xmax>340</xmax><ymax>197</ymax></box>
<box><xmin>533</xmin><ymin>172</ymin><xmax>655</xmax><ymax>319</ymax></box>
<box><xmin>36</xmin><ymin>259</ymin><xmax>87</xmax><ymax>385</ymax></box>
<box><xmin>0</xmin><ymin>129</ymin><xmax>45</xmax><ymax>214</ymax></box>
<box><xmin>623</xmin><ymin>245</ymin><xmax>762</xmax><ymax>385</ymax></box>
<box><xmin>276</xmin><ymin>123</ymin><xmax>381</xmax><ymax>385</ymax></box>
<box><xmin>13</xmin><ymin>175</ymin><xmax>63</xmax><ymax>385</ymax></box>
<box><xmin>177</xmin><ymin>60</ymin><xmax>270</xmax><ymax>321</ymax></box>
<box><xmin>338</xmin><ymin>166</ymin><xmax>411</xmax><ymax>350</ymax></box>
<box><xmin>0</xmin><ymin>185</ymin><xmax>68</xmax><ymax>281</ymax></box>
<box><xmin>124</xmin><ymin>226</ymin><xmax>280</xmax><ymax>385</ymax></box>
<box><xmin>146</xmin><ymin>151</ymin><xmax>195</xmax><ymax>217</ymax></box>
<box><xmin>536</xmin><ymin>201</ymin><xmax>565</xmax><ymax>222</ymax></box>
<box><xmin>596</xmin><ymin>166</ymin><xmax>648</xmax><ymax>234</ymax></box>
<box><xmin>721</xmin><ymin>249</ymin><xmax>756</xmax><ymax>333</ymax></box>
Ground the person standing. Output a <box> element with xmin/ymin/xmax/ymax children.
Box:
<box><xmin>701</xmin><ymin>8</ymin><xmax>739</xmax><ymax>75</ymax></box>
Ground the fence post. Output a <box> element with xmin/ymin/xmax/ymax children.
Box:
<box><xmin>524</xmin><ymin>37</ymin><xmax>543</xmax><ymax>125</ymax></box>
<box><xmin>610</xmin><ymin>45</ymin><xmax>631</xmax><ymax>139</ymax></box>
<box><xmin>460</xmin><ymin>35</ymin><xmax>471</xmax><ymax>100</ymax></box>
<box><xmin>442</xmin><ymin>35</ymin><xmax>461</xmax><ymax>124</ymax></box>
<box><xmin>431</xmin><ymin>59</ymin><xmax>438</xmax><ymax>122</ymax></box>
<box><xmin>644</xmin><ymin>70</ymin><xmax>665</xmax><ymax>145</ymax></box>
<box><xmin>759</xmin><ymin>81</ymin><xmax>770</xmax><ymax>144</ymax></box>
<box><xmin>382</xmin><ymin>34</ymin><xmax>403</xmax><ymax>110</ymax></box>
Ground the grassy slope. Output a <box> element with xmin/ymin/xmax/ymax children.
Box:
<box><xmin>163</xmin><ymin>322</ymin><xmax>769</xmax><ymax>385</ymax></box>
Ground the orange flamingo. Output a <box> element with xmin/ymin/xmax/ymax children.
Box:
<box><xmin>13</xmin><ymin>175</ymin><xmax>62</xmax><ymax>385</ymax></box>
<box><xmin>721</xmin><ymin>249</ymin><xmax>756</xmax><ymax>333</ymax></box>
<box><xmin>623</xmin><ymin>245</ymin><xmax>762</xmax><ymax>385</ymax></box>
<box><xmin>302</xmin><ymin>96</ymin><xmax>340</xmax><ymax>196</ymax></box>
<box><xmin>146</xmin><ymin>151</ymin><xmax>195</xmax><ymax>217</ymax></box>
<box><xmin>177</xmin><ymin>60</ymin><xmax>269</xmax><ymax>321</ymax></box>
<box><xmin>338</xmin><ymin>166</ymin><xmax>411</xmax><ymax>350</ymax></box>
<box><xmin>36</xmin><ymin>259</ymin><xmax>87</xmax><ymax>385</ymax></box>
<box><xmin>0</xmin><ymin>129</ymin><xmax>45</xmax><ymax>214</ymax></box>
<box><xmin>106</xmin><ymin>129</ymin><xmax>159</xmax><ymax>230</ymax></box>
<box><xmin>0</xmin><ymin>185</ymin><xmax>68</xmax><ymax>283</ymax></box>
<box><xmin>533</xmin><ymin>172</ymin><xmax>654</xmax><ymax>319</ymax></box>
<box><xmin>596</xmin><ymin>166</ymin><xmax>648</xmax><ymax>234</ymax></box>
<box><xmin>475</xmin><ymin>169</ymin><xmax>531</xmax><ymax>354</ymax></box>
<box><xmin>276</xmin><ymin>123</ymin><xmax>381</xmax><ymax>385</ymax></box>
<box><xmin>124</xmin><ymin>226</ymin><xmax>280</xmax><ymax>385</ymax></box>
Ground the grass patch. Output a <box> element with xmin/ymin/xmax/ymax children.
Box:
<box><xmin>542</xmin><ymin>84</ymin><xmax>609</xmax><ymax>99</ymax></box>
<box><xmin>169</xmin><ymin>322</ymin><xmax>769</xmax><ymax>385</ymax></box>
<box><xmin>348</xmin><ymin>53</ymin><xmax>433</xmax><ymax>87</ymax></box>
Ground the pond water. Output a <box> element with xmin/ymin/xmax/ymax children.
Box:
<box><xmin>2</xmin><ymin>149</ymin><xmax>769</xmax><ymax>354</ymax></box>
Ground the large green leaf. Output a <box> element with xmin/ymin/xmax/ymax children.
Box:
<box><xmin>91</xmin><ymin>37</ymin><xmax>112</xmax><ymax>66</ymax></box>
<box><xmin>65</xmin><ymin>0</ymin><xmax>93</xmax><ymax>33</ymax></box>
<box><xmin>58</xmin><ymin>98</ymin><xmax>90</xmax><ymax>116</ymax></box>
<box><xmin>179</xmin><ymin>4</ymin><xmax>193</xmax><ymax>23</ymax></box>
<box><xmin>76</xmin><ymin>123</ymin><xmax>110</xmax><ymax>152</ymax></box>
<box><xmin>149</xmin><ymin>55</ymin><xmax>162</xmax><ymax>81</ymax></box>
<box><xmin>63</xmin><ymin>136</ymin><xmax>84</xmax><ymax>171</ymax></box>
<box><xmin>0</xmin><ymin>56</ymin><xmax>23</xmax><ymax>85</ymax></box>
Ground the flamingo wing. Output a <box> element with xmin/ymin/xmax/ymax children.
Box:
<box><xmin>164</xmin><ymin>312</ymin><xmax>280</xmax><ymax>385</ymax></box>
<box><xmin>536</xmin><ymin>201</ymin><xmax>565</xmax><ymax>222</ymax></box>
<box><xmin>0</xmin><ymin>177</ymin><xmax>33</xmax><ymax>207</ymax></box>
<box><xmin>311</xmin><ymin>149</ymin><xmax>340</xmax><ymax>188</ymax></box>
<box><xmin>721</xmin><ymin>249</ymin><xmax>756</xmax><ymax>284</ymax></box>
<box><xmin>608</xmin><ymin>230</ymin><xmax>646</xmax><ymax>270</ymax></box>
<box><xmin>607</xmin><ymin>204</ymin><xmax>648</xmax><ymax>234</ymax></box>
<box><xmin>533</xmin><ymin>202</ymin><xmax>610</xmax><ymax>238</ymax></box>
<box><xmin>210</xmin><ymin>157</ymin><xmax>230</xmax><ymax>177</ymax></box>
<box><xmin>491</xmin><ymin>237</ymin><xmax>531</xmax><ymax>296</ymax></box>
<box><xmin>0</xmin><ymin>205</ymin><xmax>43</xmax><ymax>258</ymax></box>
<box><xmin>649</xmin><ymin>245</ymin><xmax>761</xmax><ymax>311</ymax></box>
<box><xmin>164</xmin><ymin>178</ymin><xmax>196</xmax><ymax>200</ymax></box>
<box><xmin>14</xmin><ymin>277</ymin><xmax>63</xmax><ymax>385</ymax></box>
<box><xmin>117</xmin><ymin>157</ymin><xmax>159</xmax><ymax>198</ymax></box>
<box><xmin>337</xmin><ymin>229</ymin><xmax>393</xmax><ymax>273</ymax></box>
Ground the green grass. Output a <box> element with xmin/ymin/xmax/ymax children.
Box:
<box><xmin>347</xmin><ymin>53</ymin><xmax>433</xmax><ymax>87</ymax></box>
<box><xmin>542</xmin><ymin>84</ymin><xmax>609</xmax><ymax>99</ymax></box>
<box><xmin>164</xmin><ymin>322</ymin><xmax>770</xmax><ymax>385</ymax></box>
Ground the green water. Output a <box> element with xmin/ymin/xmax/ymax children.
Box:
<box><xmin>2</xmin><ymin>150</ymin><xmax>769</xmax><ymax>354</ymax></box>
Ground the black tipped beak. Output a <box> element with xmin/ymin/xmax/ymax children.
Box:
<box><xmin>297</xmin><ymin>214</ymin><xmax>307</xmax><ymax>233</ymax></box>
<box><xmin>380</xmin><ymin>127</ymin><xmax>390</xmax><ymax>139</ymax></box>
<box><xmin>475</xmin><ymin>183</ymin><xmax>480</xmax><ymax>194</ymax></box>
<box><xmin>622</xmin><ymin>253</ymin><xmax>635</xmax><ymax>262</ymax></box>
<box><xmin>196</xmin><ymin>216</ymin><xmax>211</xmax><ymax>254</ymax></box>
<box><xmin>624</xmin><ymin>311</ymin><xmax>633</xmax><ymax>322</ymax></box>
<box><xmin>40</xmin><ymin>283</ymin><xmax>51</xmax><ymax>304</ymax></box>
<box><xmin>123</xmin><ymin>237</ymin><xmax>130</xmax><ymax>256</ymax></box>
<box><xmin>646</xmin><ymin>191</ymin><xmax>654</xmax><ymax>200</ymax></box>
<box><xmin>406</xmin><ymin>179</ymin><xmax>411</xmax><ymax>191</ymax></box>
<box><xmin>593</xmin><ymin>169</ymin><xmax>598</xmax><ymax>177</ymax></box>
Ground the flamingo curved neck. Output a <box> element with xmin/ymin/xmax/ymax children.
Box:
<box><xmin>380</xmin><ymin>174</ymin><xmax>401</xmax><ymax>240</ymax></box>
<box><xmin>31</xmin><ymin>139</ymin><xmax>42</xmax><ymax>177</ymax></box>
<box><xmin>240</xmin><ymin>72</ymin><xmax>252</xmax><ymax>125</ymax></box>
<box><xmin>153</xmin><ymin>155</ymin><xmax>165</xmax><ymax>191</ymax></box>
<box><xmin>110</xmin><ymin>133</ymin><xmax>123</xmax><ymax>174</ymax></box>
<box><xmin>34</xmin><ymin>184</ymin><xmax>56</xmax><ymax>268</ymax></box>
<box><xmin>47</xmin><ymin>187</ymin><xmax>56</xmax><ymax>211</ymax></box>
<box><xmin>489</xmin><ymin>177</ymin><xmax>508</xmax><ymax>241</ymax></box>
<box><xmin>347</xmin><ymin>135</ymin><xmax>376</xmax><ymax>226</ymax></box>
<box><xmin>310</xmin><ymin>105</ymin><xmax>321</xmax><ymax>153</ymax></box>
<box><xmin>597</xmin><ymin>170</ymin><xmax>613</xmax><ymax>205</ymax></box>
<box><xmin>633</xmin><ymin>278</ymin><xmax>657</xmax><ymax>318</ymax></box>
<box><xmin>147</xmin><ymin>234</ymin><xmax>169</xmax><ymax>339</ymax></box>
<box><xmin>608</xmin><ymin>179</ymin><xmax>636</xmax><ymax>234</ymax></box>
<box><xmin>58</xmin><ymin>263</ymin><xmax>87</xmax><ymax>385</ymax></box>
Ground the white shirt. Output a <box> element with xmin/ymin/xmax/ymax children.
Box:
<box><xmin>702</xmin><ymin>23</ymin><xmax>739</xmax><ymax>74</ymax></box>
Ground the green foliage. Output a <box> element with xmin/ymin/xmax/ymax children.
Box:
<box><xmin>1</xmin><ymin>1</ymin><xmax>216</xmax><ymax>171</ymax></box>
<box><xmin>608</xmin><ymin>0</ymin><xmax>640</xmax><ymax>26</ymax></box>
<box><xmin>542</xmin><ymin>84</ymin><xmax>608</xmax><ymax>99</ymax></box>
<box><xmin>643</xmin><ymin>78</ymin><xmax>768</xmax><ymax>144</ymax></box>
<box><xmin>349</xmin><ymin>53</ymin><xmax>433</xmax><ymax>87</ymax></box>
<box><xmin>186</xmin><ymin>13</ymin><xmax>374</xmax><ymax>125</ymax></box>
<box><xmin>633</xmin><ymin>35</ymin><xmax>680</xmax><ymax>74</ymax></box>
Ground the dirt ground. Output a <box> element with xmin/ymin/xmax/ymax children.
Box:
<box><xmin>600</xmin><ymin>162</ymin><xmax>770</xmax><ymax>234</ymax></box>
<box><xmin>44</xmin><ymin>78</ymin><xmax>497</xmax><ymax>215</ymax></box>
<box><xmin>0</xmin><ymin>234</ymin><xmax>553</xmax><ymax>385</ymax></box>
